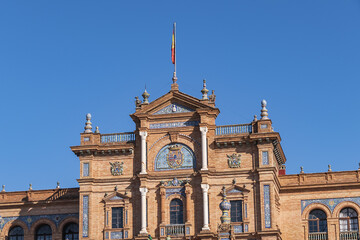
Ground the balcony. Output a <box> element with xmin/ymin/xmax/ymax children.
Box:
<box><xmin>340</xmin><ymin>231</ymin><xmax>360</xmax><ymax>240</ymax></box>
<box><xmin>165</xmin><ymin>224</ymin><xmax>185</xmax><ymax>236</ymax></box>
<box><xmin>215</xmin><ymin>124</ymin><xmax>252</xmax><ymax>135</ymax></box>
<box><xmin>308</xmin><ymin>232</ymin><xmax>328</xmax><ymax>240</ymax></box>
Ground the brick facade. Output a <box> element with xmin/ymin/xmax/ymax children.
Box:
<box><xmin>1</xmin><ymin>82</ymin><xmax>359</xmax><ymax>240</ymax></box>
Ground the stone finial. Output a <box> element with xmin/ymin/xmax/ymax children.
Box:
<box><xmin>201</xmin><ymin>79</ymin><xmax>209</xmax><ymax>100</ymax></box>
<box><xmin>135</xmin><ymin>96</ymin><xmax>142</xmax><ymax>108</ymax></box>
<box><xmin>114</xmin><ymin>185</ymin><xmax>118</xmax><ymax>191</ymax></box>
<box><xmin>209</xmin><ymin>90</ymin><xmax>216</xmax><ymax>103</ymax></box>
<box><xmin>232</xmin><ymin>178</ymin><xmax>236</xmax><ymax>185</ymax></box>
<box><xmin>84</xmin><ymin>113</ymin><xmax>93</xmax><ymax>133</ymax></box>
<box><xmin>29</xmin><ymin>184</ymin><xmax>32</xmax><ymax>191</ymax></box>
<box><xmin>1</xmin><ymin>185</ymin><xmax>5</xmax><ymax>192</ymax></box>
<box><xmin>253</xmin><ymin>115</ymin><xmax>258</xmax><ymax>121</ymax></box>
<box><xmin>95</xmin><ymin>126</ymin><xmax>100</xmax><ymax>134</ymax></box>
<box><xmin>260</xmin><ymin>100</ymin><xmax>269</xmax><ymax>120</ymax></box>
<box><xmin>328</xmin><ymin>165</ymin><xmax>332</xmax><ymax>172</ymax></box>
<box><xmin>300</xmin><ymin>166</ymin><xmax>304</xmax><ymax>174</ymax></box>
<box><xmin>56</xmin><ymin>181</ymin><xmax>60</xmax><ymax>189</ymax></box>
<box><xmin>142</xmin><ymin>89</ymin><xmax>150</xmax><ymax>104</ymax></box>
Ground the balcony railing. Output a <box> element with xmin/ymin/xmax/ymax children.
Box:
<box><xmin>340</xmin><ymin>231</ymin><xmax>360</xmax><ymax>240</ymax></box>
<box><xmin>216</xmin><ymin>124</ymin><xmax>252</xmax><ymax>135</ymax></box>
<box><xmin>166</xmin><ymin>224</ymin><xmax>185</xmax><ymax>236</ymax></box>
<box><xmin>309</xmin><ymin>232</ymin><xmax>328</xmax><ymax>240</ymax></box>
<box><xmin>100</xmin><ymin>132</ymin><xmax>135</xmax><ymax>143</ymax></box>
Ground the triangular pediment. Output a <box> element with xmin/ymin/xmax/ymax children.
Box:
<box><xmin>153</xmin><ymin>102</ymin><xmax>194</xmax><ymax>115</ymax></box>
<box><xmin>226</xmin><ymin>185</ymin><xmax>250</xmax><ymax>195</ymax></box>
<box><xmin>132</xmin><ymin>90</ymin><xmax>218</xmax><ymax>117</ymax></box>
<box><xmin>103</xmin><ymin>192</ymin><xmax>129</xmax><ymax>202</ymax></box>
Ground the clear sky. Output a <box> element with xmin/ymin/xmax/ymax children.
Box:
<box><xmin>0</xmin><ymin>1</ymin><xmax>359</xmax><ymax>191</ymax></box>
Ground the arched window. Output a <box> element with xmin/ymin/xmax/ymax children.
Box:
<box><xmin>309</xmin><ymin>209</ymin><xmax>327</xmax><ymax>233</ymax></box>
<box><xmin>9</xmin><ymin>226</ymin><xmax>24</xmax><ymax>240</ymax></box>
<box><xmin>35</xmin><ymin>224</ymin><xmax>52</xmax><ymax>240</ymax></box>
<box><xmin>340</xmin><ymin>207</ymin><xmax>358</xmax><ymax>232</ymax></box>
<box><xmin>63</xmin><ymin>223</ymin><xmax>79</xmax><ymax>240</ymax></box>
<box><xmin>170</xmin><ymin>199</ymin><xmax>184</xmax><ymax>224</ymax></box>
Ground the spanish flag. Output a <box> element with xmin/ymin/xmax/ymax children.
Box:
<box><xmin>171</xmin><ymin>23</ymin><xmax>175</xmax><ymax>64</ymax></box>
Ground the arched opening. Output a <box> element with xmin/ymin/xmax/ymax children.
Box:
<box><xmin>62</xmin><ymin>222</ymin><xmax>79</xmax><ymax>240</ymax></box>
<box><xmin>340</xmin><ymin>207</ymin><xmax>358</xmax><ymax>233</ymax></box>
<box><xmin>308</xmin><ymin>209</ymin><xmax>327</xmax><ymax>240</ymax></box>
<box><xmin>170</xmin><ymin>198</ymin><xmax>184</xmax><ymax>224</ymax></box>
<box><xmin>35</xmin><ymin>224</ymin><xmax>52</xmax><ymax>240</ymax></box>
<box><xmin>9</xmin><ymin>226</ymin><xmax>24</xmax><ymax>240</ymax></box>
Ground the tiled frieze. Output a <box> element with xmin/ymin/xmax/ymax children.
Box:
<box><xmin>165</xmin><ymin>188</ymin><xmax>186</xmax><ymax>198</ymax></box>
<box><xmin>301</xmin><ymin>196</ymin><xmax>360</xmax><ymax>213</ymax></box>
<box><xmin>149</xmin><ymin>121</ymin><xmax>199</xmax><ymax>129</ymax></box>
<box><xmin>0</xmin><ymin>213</ymin><xmax>78</xmax><ymax>232</ymax></box>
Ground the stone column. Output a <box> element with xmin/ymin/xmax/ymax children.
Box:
<box><xmin>201</xmin><ymin>183</ymin><xmax>210</xmax><ymax>231</ymax></box>
<box><xmin>139</xmin><ymin>131</ymin><xmax>148</xmax><ymax>174</ymax></box>
<box><xmin>200</xmin><ymin>127</ymin><xmax>208</xmax><ymax>170</ymax></box>
<box><xmin>139</xmin><ymin>187</ymin><xmax>148</xmax><ymax>234</ymax></box>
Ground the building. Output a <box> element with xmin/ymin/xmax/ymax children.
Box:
<box><xmin>1</xmin><ymin>77</ymin><xmax>360</xmax><ymax>240</ymax></box>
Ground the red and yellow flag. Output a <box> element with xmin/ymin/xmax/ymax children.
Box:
<box><xmin>171</xmin><ymin>25</ymin><xmax>175</xmax><ymax>64</ymax></box>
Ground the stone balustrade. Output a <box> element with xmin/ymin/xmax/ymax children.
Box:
<box><xmin>215</xmin><ymin>124</ymin><xmax>252</xmax><ymax>135</ymax></box>
<box><xmin>100</xmin><ymin>132</ymin><xmax>135</xmax><ymax>143</ymax></box>
<box><xmin>165</xmin><ymin>224</ymin><xmax>185</xmax><ymax>236</ymax></box>
<box><xmin>308</xmin><ymin>232</ymin><xmax>328</xmax><ymax>240</ymax></box>
<box><xmin>340</xmin><ymin>231</ymin><xmax>359</xmax><ymax>240</ymax></box>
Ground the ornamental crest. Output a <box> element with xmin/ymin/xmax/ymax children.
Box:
<box><xmin>166</xmin><ymin>145</ymin><xmax>184</xmax><ymax>169</ymax></box>
<box><xmin>110</xmin><ymin>161</ymin><xmax>124</xmax><ymax>176</ymax></box>
<box><xmin>227</xmin><ymin>153</ymin><xmax>241</xmax><ymax>168</ymax></box>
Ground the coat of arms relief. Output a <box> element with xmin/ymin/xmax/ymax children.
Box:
<box><xmin>227</xmin><ymin>153</ymin><xmax>241</xmax><ymax>168</ymax></box>
<box><xmin>110</xmin><ymin>161</ymin><xmax>124</xmax><ymax>176</ymax></box>
<box><xmin>166</xmin><ymin>144</ymin><xmax>184</xmax><ymax>169</ymax></box>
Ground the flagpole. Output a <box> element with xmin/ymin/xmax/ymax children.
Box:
<box><xmin>174</xmin><ymin>22</ymin><xmax>176</xmax><ymax>77</ymax></box>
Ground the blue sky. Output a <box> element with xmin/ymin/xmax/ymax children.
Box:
<box><xmin>0</xmin><ymin>1</ymin><xmax>359</xmax><ymax>191</ymax></box>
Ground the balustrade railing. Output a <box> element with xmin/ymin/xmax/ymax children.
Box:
<box><xmin>100</xmin><ymin>132</ymin><xmax>135</xmax><ymax>143</ymax></box>
<box><xmin>165</xmin><ymin>224</ymin><xmax>185</xmax><ymax>236</ymax></box>
<box><xmin>308</xmin><ymin>232</ymin><xmax>328</xmax><ymax>240</ymax></box>
<box><xmin>340</xmin><ymin>231</ymin><xmax>360</xmax><ymax>240</ymax></box>
<box><xmin>216</xmin><ymin>124</ymin><xmax>252</xmax><ymax>135</ymax></box>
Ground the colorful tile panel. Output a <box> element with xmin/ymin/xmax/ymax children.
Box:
<box><xmin>264</xmin><ymin>185</ymin><xmax>271</xmax><ymax>228</ymax></box>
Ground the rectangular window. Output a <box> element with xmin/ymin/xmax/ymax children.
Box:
<box><xmin>83</xmin><ymin>163</ymin><xmax>89</xmax><ymax>177</ymax></box>
<box><xmin>112</xmin><ymin>207</ymin><xmax>124</xmax><ymax>229</ymax></box>
<box><xmin>262</xmin><ymin>151</ymin><xmax>269</xmax><ymax>165</ymax></box>
<box><xmin>230</xmin><ymin>200</ymin><xmax>243</xmax><ymax>222</ymax></box>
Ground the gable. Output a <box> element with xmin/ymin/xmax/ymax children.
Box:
<box><xmin>153</xmin><ymin>103</ymin><xmax>194</xmax><ymax>115</ymax></box>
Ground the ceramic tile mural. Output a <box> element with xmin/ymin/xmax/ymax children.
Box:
<box><xmin>149</xmin><ymin>121</ymin><xmax>199</xmax><ymax>129</ymax></box>
<box><xmin>155</xmin><ymin>143</ymin><xmax>195</xmax><ymax>171</ymax></box>
<box><xmin>264</xmin><ymin>185</ymin><xmax>271</xmax><ymax>228</ymax></box>
<box><xmin>83</xmin><ymin>195</ymin><xmax>89</xmax><ymax>237</ymax></box>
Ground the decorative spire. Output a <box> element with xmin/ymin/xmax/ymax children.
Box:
<box><xmin>56</xmin><ymin>181</ymin><xmax>60</xmax><ymax>189</ymax></box>
<box><xmin>142</xmin><ymin>88</ymin><xmax>150</xmax><ymax>104</ymax></box>
<box><xmin>95</xmin><ymin>126</ymin><xmax>100</xmax><ymax>134</ymax></box>
<box><xmin>260</xmin><ymin>100</ymin><xmax>269</xmax><ymax>120</ymax></box>
<box><xmin>1</xmin><ymin>185</ymin><xmax>5</xmax><ymax>192</ymax></box>
<box><xmin>328</xmin><ymin>164</ymin><xmax>332</xmax><ymax>172</ymax></box>
<box><xmin>29</xmin><ymin>183</ymin><xmax>32</xmax><ymax>191</ymax></box>
<box><xmin>201</xmin><ymin>79</ymin><xmax>209</xmax><ymax>100</ymax></box>
<box><xmin>84</xmin><ymin>113</ymin><xmax>93</xmax><ymax>133</ymax></box>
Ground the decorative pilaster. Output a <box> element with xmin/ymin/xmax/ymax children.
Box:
<box><xmin>160</xmin><ymin>187</ymin><xmax>166</xmax><ymax>223</ymax></box>
<box><xmin>201</xmin><ymin>183</ymin><xmax>210</xmax><ymax>231</ymax></box>
<box><xmin>185</xmin><ymin>183</ymin><xmax>192</xmax><ymax>223</ymax></box>
<box><xmin>139</xmin><ymin>187</ymin><xmax>148</xmax><ymax>234</ymax></box>
<box><xmin>139</xmin><ymin>131</ymin><xmax>148</xmax><ymax>174</ymax></box>
<box><xmin>200</xmin><ymin>127</ymin><xmax>208</xmax><ymax>170</ymax></box>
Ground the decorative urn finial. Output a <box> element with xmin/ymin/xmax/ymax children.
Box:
<box><xmin>95</xmin><ymin>126</ymin><xmax>100</xmax><ymax>134</ymax></box>
<box><xmin>142</xmin><ymin>89</ymin><xmax>150</xmax><ymax>104</ymax></box>
<box><xmin>201</xmin><ymin>79</ymin><xmax>209</xmax><ymax>100</ymax></box>
<box><xmin>219</xmin><ymin>186</ymin><xmax>231</xmax><ymax>224</ymax></box>
<box><xmin>29</xmin><ymin>183</ymin><xmax>32</xmax><ymax>191</ymax></box>
<box><xmin>209</xmin><ymin>90</ymin><xmax>216</xmax><ymax>103</ymax></box>
<box><xmin>56</xmin><ymin>181</ymin><xmax>60</xmax><ymax>189</ymax></box>
<box><xmin>260</xmin><ymin>99</ymin><xmax>269</xmax><ymax>120</ymax></box>
<box><xmin>328</xmin><ymin>164</ymin><xmax>332</xmax><ymax>172</ymax></box>
<box><xmin>135</xmin><ymin>96</ymin><xmax>142</xmax><ymax>108</ymax></box>
<box><xmin>1</xmin><ymin>185</ymin><xmax>5</xmax><ymax>192</ymax></box>
<box><xmin>84</xmin><ymin>113</ymin><xmax>93</xmax><ymax>133</ymax></box>
<box><xmin>300</xmin><ymin>166</ymin><xmax>304</xmax><ymax>174</ymax></box>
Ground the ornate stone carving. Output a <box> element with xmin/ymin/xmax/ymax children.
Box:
<box><xmin>227</xmin><ymin>153</ymin><xmax>241</xmax><ymax>168</ymax></box>
<box><xmin>160</xmin><ymin>177</ymin><xmax>189</xmax><ymax>187</ymax></box>
<box><xmin>110</xmin><ymin>162</ymin><xmax>124</xmax><ymax>176</ymax></box>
